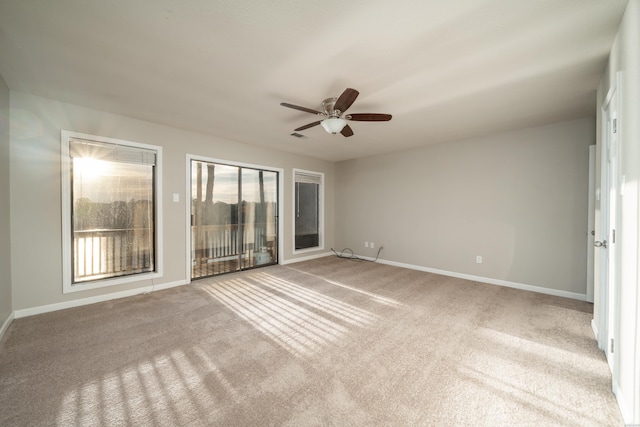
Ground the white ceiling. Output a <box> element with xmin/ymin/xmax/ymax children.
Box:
<box><xmin>0</xmin><ymin>0</ymin><xmax>629</xmax><ymax>162</ymax></box>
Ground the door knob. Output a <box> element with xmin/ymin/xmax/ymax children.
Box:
<box><xmin>594</xmin><ymin>240</ymin><xmax>608</xmax><ymax>248</ymax></box>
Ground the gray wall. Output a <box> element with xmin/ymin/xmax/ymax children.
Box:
<box><xmin>335</xmin><ymin>117</ymin><xmax>594</xmax><ymax>295</ymax></box>
<box><xmin>9</xmin><ymin>92</ymin><xmax>334</xmax><ymax>311</ymax></box>
<box><xmin>0</xmin><ymin>74</ymin><xmax>11</xmax><ymax>327</ymax></box>
<box><xmin>595</xmin><ymin>0</ymin><xmax>640</xmax><ymax>421</ymax></box>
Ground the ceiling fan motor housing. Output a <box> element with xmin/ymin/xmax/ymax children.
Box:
<box><xmin>322</xmin><ymin>97</ymin><xmax>339</xmax><ymax>117</ymax></box>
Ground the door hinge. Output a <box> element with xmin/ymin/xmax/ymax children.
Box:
<box><xmin>610</xmin><ymin>338</ymin><xmax>614</xmax><ymax>353</ymax></box>
<box><xmin>612</xmin><ymin>229</ymin><xmax>616</xmax><ymax>244</ymax></box>
<box><xmin>613</xmin><ymin>118</ymin><xmax>617</xmax><ymax>134</ymax></box>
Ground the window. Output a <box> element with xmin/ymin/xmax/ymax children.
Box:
<box><xmin>61</xmin><ymin>131</ymin><xmax>162</xmax><ymax>293</ymax></box>
<box><xmin>293</xmin><ymin>169</ymin><xmax>323</xmax><ymax>251</ymax></box>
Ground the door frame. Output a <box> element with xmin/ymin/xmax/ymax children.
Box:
<box><xmin>587</xmin><ymin>144</ymin><xmax>596</xmax><ymax>303</ymax></box>
<box><xmin>185</xmin><ymin>154</ymin><xmax>284</xmax><ymax>283</ymax></box>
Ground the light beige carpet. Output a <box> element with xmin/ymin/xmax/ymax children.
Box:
<box><xmin>0</xmin><ymin>257</ymin><xmax>624</xmax><ymax>426</ymax></box>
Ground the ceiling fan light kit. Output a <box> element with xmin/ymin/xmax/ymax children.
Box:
<box><xmin>280</xmin><ymin>88</ymin><xmax>392</xmax><ymax>137</ymax></box>
<box><xmin>320</xmin><ymin>117</ymin><xmax>347</xmax><ymax>134</ymax></box>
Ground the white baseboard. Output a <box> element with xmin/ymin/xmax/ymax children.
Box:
<box><xmin>281</xmin><ymin>251</ymin><xmax>333</xmax><ymax>265</ymax></box>
<box><xmin>13</xmin><ymin>279</ymin><xmax>187</xmax><ymax>319</ymax></box>
<box><xmin>0</xmin><ymin>311</ymin><xmax>15</xmax><ymax>342</ymax></box>
<box><xmin>9</xmin><ymin>253</ymin><xmax>334</xmax><ymax>319</ymax></box>
<box><xmin>9</xmin><ymin>255</ymin><xmax>588</xmax><ymax>318</ymax></box>
<box><xmin>374</xmin><ymin>258</ymin><xmax>587</xmax><ymax>301</ymax></box>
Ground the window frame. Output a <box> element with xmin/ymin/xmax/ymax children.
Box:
<box><xmin>61</xmin><ymin>130</ymin><xmax>163</xmax><ymax>293</ymax></box>
<box><xmin>292</xmin><ymin>168</ymin><xmax>324</xmax><ymax>254</ymax></box>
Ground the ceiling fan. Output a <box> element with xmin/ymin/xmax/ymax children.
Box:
<box><xmin>280</xmin><ymin>88</ymin><xmax>392</xmax><ymax>137</ymax></box>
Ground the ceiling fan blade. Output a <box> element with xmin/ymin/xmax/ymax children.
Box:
<box><xmin>346</xmin><ymin>113</ymin><xmax>392</xmax><ymax>121</ymax></box>
<box><xmin>280</xmin><ymin>102</ymin><xmax>323</xmax><ymax>115</ymax></box>
<box><xmin>294</xmin><ymin>121</ymin><xmax>322</xmax><ymax>131</ymax></box>
<box><xmin>334</xmin><ymin>88</ymin><xmax>359</xmax><ymax>113</ymax></box>
<box><xmin>341</xmin><ymin>124</ymin><xmax>354</xmax><ymax>137</ymax></box>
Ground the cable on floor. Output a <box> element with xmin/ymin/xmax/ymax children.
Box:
<box><xmin>331</xmin><ymin>246</ymin><xmax>383</xmax><ymax>262</ymax></box>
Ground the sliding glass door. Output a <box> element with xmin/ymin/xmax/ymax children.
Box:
<box><xmin>191</xmin><ymin>160</ymin><xmax>278</xmax><ymax>279</ymax></box>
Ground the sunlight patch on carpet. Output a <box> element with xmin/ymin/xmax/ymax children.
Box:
<box><xmin>284</xmin><ymin>266</ymin><xmax>403</xmax><ymax>307</ymax></box>
<box><xmin>203</xmin><ymin>276</ymin><xmax>379</xmax><ymax>358</ymax></box>
<box><xmin>55</xmin><ymin>349</ymin><xmax>229</xmax><ymax>426</ymax></box>
<box><xmin>251</xmin><ymin>272</ymin><xmax>379</xmax><ymax>326</ymax></box>
<box><xmin>448</xmin><ymin>327</ymin><xmax>613</xmax><ymax>426</ymax></box>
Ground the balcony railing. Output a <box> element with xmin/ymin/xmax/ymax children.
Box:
<box><xmin>191</xmin><ymin>223</ymin><xmax>275</xmax><ymax>278</ymax></box>
<box><xmin>73</xmin><ymin>224</ymin><xmax>275</xmax><ymax>282</ymax></box>
<box><xmin>73</xmin><ymin>228</ymin><xmax>154</xmax><ymax>282</ymax></box>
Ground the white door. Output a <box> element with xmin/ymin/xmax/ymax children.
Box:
<box><xmin>598</xmin><ymin>84</ymin><xmax>620</xmax><ymax>372</ymax></box>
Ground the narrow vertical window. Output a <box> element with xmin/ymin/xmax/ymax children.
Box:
<box><xmin>62</xmin><ymin>131</ymin><xmax>162</xmax><ymax>292</ymax></box>
<box><xmin>294</xmin><ymin>169</ymin><xmax>323</xmax><ymax>251</ymax></box>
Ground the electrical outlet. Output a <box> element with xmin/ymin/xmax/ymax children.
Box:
<box><xmin>476</xmin><ymin>255</ymin><xmax>482</xmax><ymax>264</ymax></box>
<box><xmin>371</xmin><ymin>242</ymin><xmax>375</xmax><ymax>249</ymax></box>
<box><xmin>364</xmin><ymin>241</ymin><xmax>369</xmax><ymax>248</ymax></box>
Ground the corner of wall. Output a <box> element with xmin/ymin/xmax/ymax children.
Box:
<box><xmin>0</xmin><ymin>73</ymin><xmax>13</xmax><ymax>338</ymax></box>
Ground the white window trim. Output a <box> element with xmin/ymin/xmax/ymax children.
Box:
<box><xmin>61</xmin><ymin>130</ymin><xmax>163</xmax><ymax>294</ymax></box>
<box><xmin>292</xmin><ymin>168</ymin><xmax>324</xmax><ymax>254</ymax></box>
